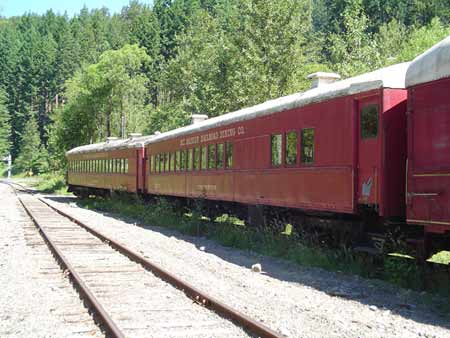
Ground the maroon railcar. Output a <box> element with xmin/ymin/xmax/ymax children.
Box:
<box><xmin>405</xmin><ymin>37</ymin><xmax>450</xmax><ymax>243</ymax></box>
<box><xmin>67</xmin><ymin>135</ymin><xmax>147</xmax><ymax>196</ymax></box>
<box><xmin>144</xmin><ymin>64</ymin><xmax>409</xmax><ymax>221</ymax></box>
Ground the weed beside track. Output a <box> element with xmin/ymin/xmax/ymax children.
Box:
<box><xmin>77</xmin><ymin>193</ymin><xmax>449</xmax><ymax>304</ymax></box>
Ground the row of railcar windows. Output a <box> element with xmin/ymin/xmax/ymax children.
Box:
<box><xmin>150</xmin><ymin>142</ymin><xmax>233</xmax><ymax>174</ymax></box>
<box><xmin>271</xmin><ymin>128</ymin><xmax>315</xmax><ymax>166</ymax></box>
<box><xmin>69</xmin><ymin>159</ymin><xmax>129</xmax><ymax>174</ymax></box>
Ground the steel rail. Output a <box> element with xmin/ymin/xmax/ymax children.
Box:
<box><xmin>37</xmin><ymin>196</ymin><xmax>283</xmax><ymax>338</ymax></box>
<box><xmin>16</xmin><ymin>194</ymin><xmax>126</xmax><ymax>338</ymax></box>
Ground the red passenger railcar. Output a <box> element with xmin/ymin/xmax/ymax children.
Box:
<box><xmin>144</xmin><ymin>64</ymin><xmax>409</xmax><ymax>221</ymax></box>
<box><xmin>405</xmin><ymin>37</ymin><xmax>450</xmax><ymax>250</ymax></box>
<box><xmin>67</xmin><ymin>136</ymin><xmax>147</xmax><ymax>196</ymax></box>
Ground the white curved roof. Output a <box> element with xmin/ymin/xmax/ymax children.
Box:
<box><xmin>67</xmin><ymin>62</ymin><xmax>409</xmax><ymax>155</ymax></box>
<box><xmin>406</xmin><ymin>35</ymin><xmax>450</xmax><ymax>88</ymax></box>
<box><xmin>66</xmin><ymin>135</ymin><xmax>150</xmax><ymax>155</ymax></box>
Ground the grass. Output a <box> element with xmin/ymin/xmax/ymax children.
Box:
<box><xmin>78</xmin><ymin>193</ymin><xmax>450</xmax><ymax>303</ymax></box>
<box><xmin>429</xmin><ymin>251</ymin><xmax>450</xmax><ymax>265</ymax></box>
<box><xmin>9</xmin><ymin>172</ymin><xmax>71</xmax><ymax>195</ymax></box>
<box><xmin>31</xmin><ymin>173</ymin><xmax>70</xmax><ymax>195</ymax></box>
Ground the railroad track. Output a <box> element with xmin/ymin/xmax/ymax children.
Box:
<box><xmin>6</xmin><ymin>182</ymin><xmax>283</xmax><ymax>338</ymax></box>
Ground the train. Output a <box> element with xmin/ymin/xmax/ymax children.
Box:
<box><xmin>66</xmin><ymin>36</ymin><xmax>450</xmax><ymax>258</ymax></box>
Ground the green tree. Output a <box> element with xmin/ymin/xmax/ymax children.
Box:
<box><xmin>54</xmin><ymin>44</ymin><xmax>151</xmax><ymax>152</ymax></box>
<box><xmin>327</xmin><ymin>0</ymin><xmax>378</xmax><ymax>77</ymax></box>
<box><xmin>15</xmin><ymin>112</ymin><xmax>48</xmax><ymax>174</ymax></box>
<box><xmin>0</xmin><ymin>90</ymin><xmax>11</xmax><ymax>157</ymax></box>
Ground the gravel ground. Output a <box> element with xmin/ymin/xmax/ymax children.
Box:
<box><xmin>40</xmin><ymin>193</ymin><xmax>450</xmax><ymax>338</ymax></box>
<box><xmin>0</xmin><ymin>183</ymin><xmax>103</xmax><ymax>338</ymax></box>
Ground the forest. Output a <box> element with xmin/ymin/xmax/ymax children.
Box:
<box><xmin>0</xmin><ymin>0</ymin><xmax>450</xmax><ymax>174</ymax></box>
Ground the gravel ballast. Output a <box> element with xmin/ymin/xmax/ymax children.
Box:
<box><xmin>0</xmin><ymin>183</ymin><xmax>103</xmax><ymax>338</ymax></box>
<box><xmin>41</xmin><ymin>194</ymin><xmax>450</xmax><ymax>338</ymax></box>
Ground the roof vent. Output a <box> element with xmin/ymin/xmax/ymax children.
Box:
<box><xmin>307</xmin><ymin>72</ymin><xmax>341</xmax><ymax>88</ymax></box>
<box><xmin>154</xmin><ymin>131</ymin><xmax>161</xmax><ymax>135</ymax></box>
<box><xmin>106</xmin><ymin>136</ymin><xmax>119</xmax><ymax>143</ymax></box>
<box><xmin>129</xmin><ymin>133</ymin><xmax>142</xmax><ymax>139</ymax></box>
<box><xmin>191</xmin><ymin>114</ymin><xmax>208</xmax><ymax>124</ymax></box>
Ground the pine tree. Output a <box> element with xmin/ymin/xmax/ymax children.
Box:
<box><xmin>0</xmin><ymin>91</ymin><xmax>11</xmax><ymax>157</ymax></box>
<box><xmin>15</xmin><ymin>112</ymin><xmax>48</xmax><ymax>174</ymax></box>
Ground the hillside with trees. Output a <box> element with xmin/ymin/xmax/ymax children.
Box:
<box><xmin>0</xmin><ymin>0</ymin><xmax>449</xmax><ymax>173</ymax></box>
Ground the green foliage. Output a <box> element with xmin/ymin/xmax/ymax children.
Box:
<box><xmin>53</xmin><ymin>44</ymin><xmax>151</xmax><ymax>151</ymax></box>
<box><xmin>383</xmin><ymin>256</ymin><xmax>422</xmax><ymax>290</ymax></box>
<box><xmin>0</xmin><ymin>90</ymin><xmax>11</xmax><ymax>157</ymax></box>
<box><xmin>32</xmin><ymin>173</ymin><xmax>68</xmax><ymax>194</ymax></box>
<box><xmin>14</xmin><ymin>113</ymin><xmax>49</xmax><ymax>174</ymax></box>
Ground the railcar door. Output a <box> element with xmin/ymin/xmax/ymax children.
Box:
<box><xmin>357</xmin><ymin>97</ymin><xmax>380</xmax><ymax>207</ymax></box>
<box><xmin>407</xmin><ymin>81</ymin><xmax>450</xmax><ymax>228</ymax></box>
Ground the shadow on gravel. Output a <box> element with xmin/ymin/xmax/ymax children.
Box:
<box><xmin>44</xmin><ymin>195</ymin><xmax>450</xmax><ymax>330</ymax></box>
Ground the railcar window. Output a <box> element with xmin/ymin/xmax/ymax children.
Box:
<box><xmin>150</xmin><ymin>155</ymin><xmax>154</xmax><ymax>173</ymax></box>
<box><xmin>158</xmin><ymin>154</ymin><xmax>163</xmax><ymax>172</ymax></box>
<box><xmin>225</xmin><ymin>142</ymin><xmax>233</xmax><ymax>168</ymax></box>
<box><xmin>181</xmin><ymin>150</ymin><xmax>187</xmax><ymax>171</ymax></box>
<box><xmin>125</xmin><ymin>159</ymin><xmax>128</xmax><ymax>173</ymax></box>
<box><xmin>361</xmin><ymin>104</ymin><xmax>379</xmax><ymax>139</ymax></box>
<box><xmin>155</xmin><ymin>154</ymin><xmax>160</xmax><ymax>173</ymax></box>
<box><xmin>201</xmin><ymin>146</ymin><xmax>207</xmax><ymax>170</ymax></box>
<box><xmin>175</xmin><ymin>150</ymin><xmax>180</xmax><ymax>171</ymax></box>
<box><xmin>286</xmin><ymin>131</ymin><xmax>298</xmax><ymax>165</ymax></box>
<box><xmin>163</xmin><ymin>153</ymin><xmax>168</xmax><ymax>172</ymax></box>
<box><xmin>271</xmin><ymin>134</ymin><xmax>282</xmax><ymax>166</ymax></box>
<box><xmin>170</xmin><ymin>153</ymin><xmax>175</xmax><ymax>171</ymax></box>
<box><xmin>217</xmin><ymin>143</ymin><xmax>224</xmax><ymax>169</ymax></box>
<box><xmin>193</xmin><ymin>147</ymin><xmax>200</xmax><ymax>170</ymax></box>
<box><xmin>301</xmin><ymin>128</ymin><xmax>315</xmax><ymax>164</ymax></box>
<box><xmin>208</xmin><ymin>144</ymin><xmax>216</xmax><ymax>169</ymax></box>
<box><xmin>188</xmin><ymin>149</ymin><xmax>193</xmax><ymax>171</ymax></box>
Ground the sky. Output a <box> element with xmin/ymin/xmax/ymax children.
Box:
<box><xmin>0</xmin><ymin>0</ymin><xmax>152</xmax><ymax>18</ymax></box>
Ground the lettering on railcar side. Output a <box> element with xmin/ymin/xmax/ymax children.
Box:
<box><xmin>180</xmin><ymin>126</ymin><xmax>244</xmax><ymax>146</ymax></box>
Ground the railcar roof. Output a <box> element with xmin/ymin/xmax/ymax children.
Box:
<box><xmin>66</xmin><ymin>135</ymin><xmax>150</xmax><ymax>156</ymax></box>
<box><xmin>67</xmin><ymin>62</ymin><xmax>409</xmax><ymax>155</ymax></box>
<box><xmin>406</xmin><ymin>35</ymin><xmax>450</xmax><ymax>88</ymax></box>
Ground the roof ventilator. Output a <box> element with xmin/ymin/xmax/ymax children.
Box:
<box><xmin>106</xmin><ymin>137</ymin><xmax>119</xmax><ymax>143</ymax></box>
<box><xmin>307</xmin><ymin>72</ymin><xmax>341</xmax><ymax>89</ymax></box>
<box><xmin>191</xmin><ymin>114</ymin><xmax>208</xmax><ymax>124</ymax></box>
<box><xmin>129</xmin><ymin>133</ymin><xmax>142</xmax><ymax>139</ymax></box>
